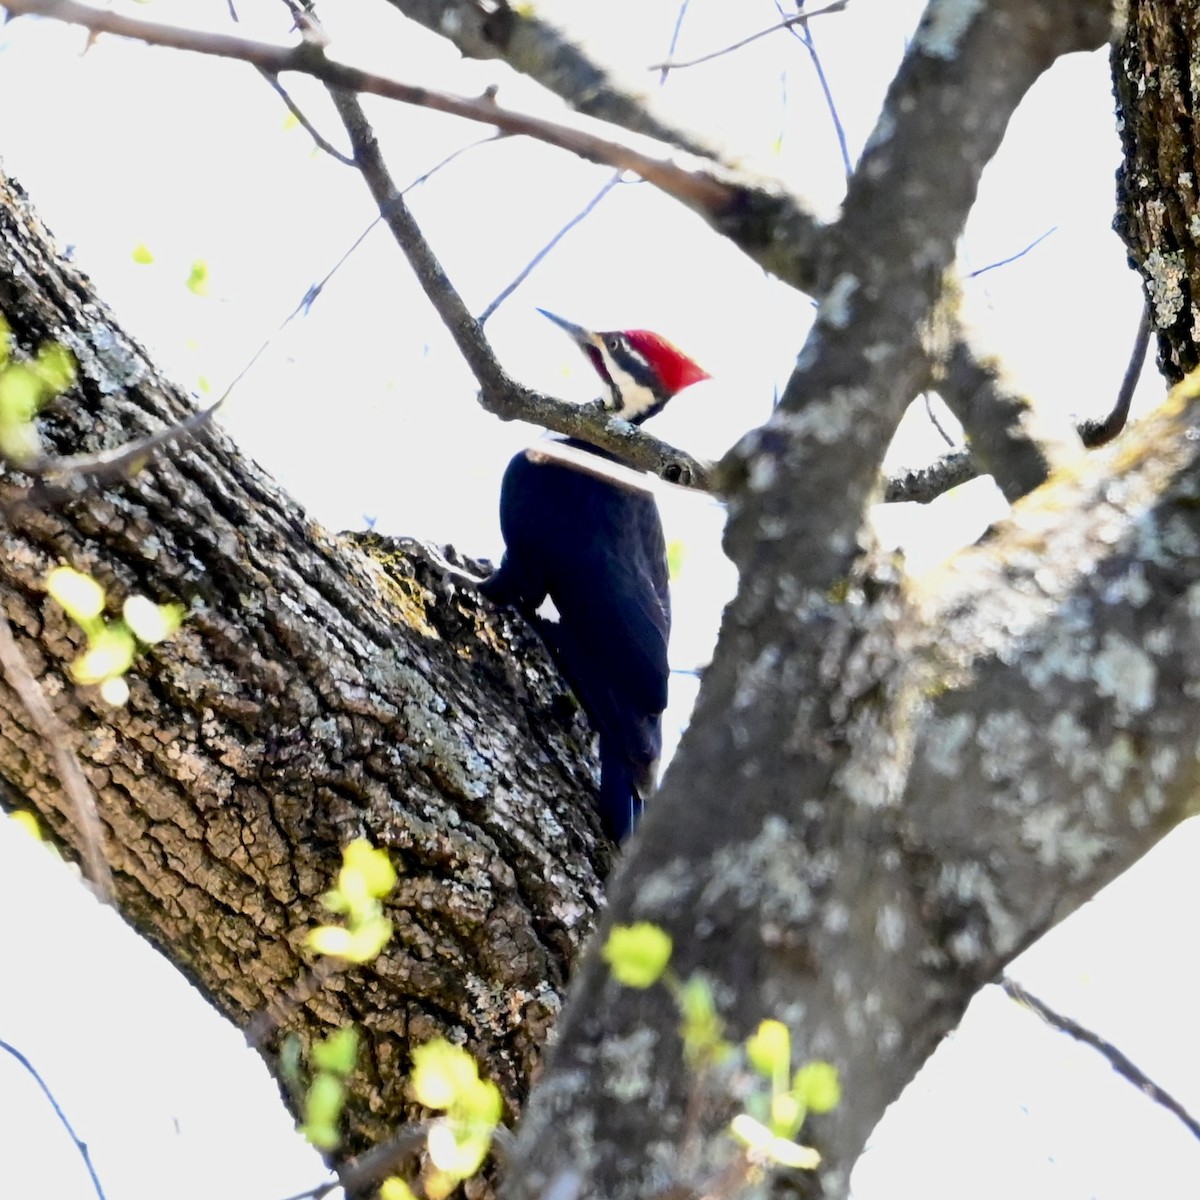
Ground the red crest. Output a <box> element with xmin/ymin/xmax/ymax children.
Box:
<box><xmin>622</xmin><ymin>330</ymin><xmax>711</xmax><ymax>396</ymax></box>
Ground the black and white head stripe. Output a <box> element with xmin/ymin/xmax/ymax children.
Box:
<box><xmin>536</xmin><ymin>308</ymin><xmax>710</xmax><ymax>426</ymax></box>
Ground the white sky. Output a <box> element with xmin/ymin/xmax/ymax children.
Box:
<box><xmin>0</xmin><ymin>1</ymin><xmax>1192</xmax><ymax>1197</ymax></box>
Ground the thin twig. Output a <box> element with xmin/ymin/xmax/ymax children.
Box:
<box><xmin>0</xmin><ymin>612</ymin><xmax>114</xmax><ymax>902</ymax></box>
<box><xmin>779</xmin><ymin>0</ymin><xmax>852</xmax><ymax>180</ymax></box>
<box><xmin>1001</xmin><ymin>976</ymin><xmax>1200</xmax><ymax>1145</ymax></box>
<box><xmin>967</xmin><ymin>226</ymin><xmax>1057</xmax><ymax>278</ymax></box>
<box><xmin>649</xmin><ymin>0</ymin><xmax>847</xmax><ymax>71</ymax></box>
<box><xmin>477</xmin><ymin>174</ymin><xmax>621</xmax><ymax>325</ymax></box>
<box><xmin>1079</xmin><ymin>300</ymin><xmax>1152</xmax><ymax>448</ymax></box>
<box><xmin>922</xmin><ymin>393</ymin><xmax>956</xmax><ymax>448</ymax></box>
<box><xmin>0</xmin><ymin>1039</ymin><xmax>108</xmax><ymax>1200</ymax></box>
<box><xmin>259</xmin><ymin>70</ymin><xmax>355</xmax><ymax>165</ymax></box>
<box><xmin>25</xmin><ymin>394</ymin><xmax>226</xmax><ymax>493</ymax></box>
<box><xmin>478</xmin><ymin>0</ymin><xmax>693</xmax><ymax>325</ymax></box>
<box><xmin>660</xmin><ymin>0</ymin><xmax>693</xmax><ymax>85</ymax></box>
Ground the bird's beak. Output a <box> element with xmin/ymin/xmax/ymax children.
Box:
<box><xmin>537</xmin><ymin>307</ymin><xmax>597</xmax><ymax>349</ymax></box>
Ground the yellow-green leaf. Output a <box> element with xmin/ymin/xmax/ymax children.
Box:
<box><xmin>47</xmin><ymin>567</ymin><xmax>106</xmax><ymax>623</ymax></box>
<box><xmin>304</xmin><ymin>1072</ymin><xmax>345</xmax><ymax>1131</ymax></box>
<box><xmin>666</xmin><ymin>539</ymin><xmax>687</xmax><ymax>580</ymax></box>
<box><xmin>10</xmin><ymin>810</ymin><xmax>41</xmax><ymax>839</ymax></box>
<box><xmin>380</xmin><ymin>1177</ymin><xmax>420</xmax><ymax>1200</ymax></box>
<box><xmin>301</xmin><ymin>1119</ymin><xmax>340</xmax><ymax>1151</ymax></box>
<box><xmin>460</xmin><ymin>1075</ymin><xmax>503</xmax><ymax>1126</ymax></box>
<box><xmin>131</xmin><ymin>243</ymin><xmax>155</xmax><ymax>264</ymax></box>
<box><xmin>793</xmin><ymin>1061</ymin><xmax>841</xmax><ymax>1115</ymax></box>
<box><xmin>0</xmin><ymin>416</ymin><xmax>42</xmax><ymax>465</ymax></box>
<box><xmin>319</xmin><ymin>886</ymin><xmax>351</xmax><ymax>914</ymax></box>
<box><xmin>410</xmin><ymin>1039</ymin><xmax>482</xmax><ymax>1111</ymax></box>
<box><xmin>602</xmin><ymin>922</ymin><xmax>672</xmax><ymax>988</ymax></box>
<box><xmin>424</xmin><ymin>1167</ymin><xmax>457</xmax><ymax>1200</ymax></box>
<box><xmin>343</xmin><ymin>915</ymin><xmax>393</xmax><ymax>963</ymax></box>
<box><xmin>33</xmin><ymin>342</ymin><xmax>75</xmax><ymax>395</ymax></box>
<box><xmin>746</xmin><ymin>1019</ymin><xmax>790</xmax><ymax>1079</ymax></box>
<box><xmin>427</xmin><ymin>1120</ymin><xmax>467</xmax><ymax>1172</ymax></box>
<box><xmin>770</xmin><ymin>1091</ymin><xmax>804</xmax><ymax>1138</ymax></box>
<box><xmin>311</xmin><ymin>1027</ymin><xmax>359</xmax><ymax>1076</ymax></box>
<box><xmin>186</xmin><ymin>259</ymin><xmax>210</xmax><ymax>296</ymax></box>
<box><xmin>677</xmin><ymin>974</ymin><xmax>731</xmax><ymax>1065</ymax></box>
<box><xmin>730</xmin><ymin>1114</ymin><xmax>821</xmax><ymax>1170</ymax></box>
<box><xmin>0</xmin><ymin>364</ymin><xmax>45</xmax><ymax>431</ymax></box>
<box><xmin>341</xmin><ymin>838</ymin><xmax>397</xmax><ymax>900</ymax></box>
<box><xmin>71</xmin><ymin>626</ymin><xmax>136</xmax><ymax>684</ymax></box>
<box><xmin>123</xmin><ymin>595</ymin><xmax>184</xmax><ymax>644</ymax></box>
<box><xmin>307</xmin><ymin>925</ymin><xmax>354</xmax><ymax>958</ymax></box>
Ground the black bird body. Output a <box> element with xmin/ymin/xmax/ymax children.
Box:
<box><xmin>481</xmin><ymin>440</ymin><xmax>669</xmax><ymax>841</ymax></box>
<box><xmin>481</xmin><ymin>309</ymin><xmax>708</xmax><ymax>842</ymax></box>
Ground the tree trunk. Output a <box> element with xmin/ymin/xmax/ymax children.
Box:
<box><xmin>1113</xmin><ymin>1</ymin><xmax>1200</xmax><ymax>379</ymax></box>
<box><xmin>0</xmin><ymin>169</ymin><xmax>606</xmax><ymax>1154</ymax></box>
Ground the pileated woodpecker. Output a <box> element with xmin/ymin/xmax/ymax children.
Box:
<box><xmin>480</xmin><ymin>309</ymin><xmax>710</xmax><ymax>842</ymax></box>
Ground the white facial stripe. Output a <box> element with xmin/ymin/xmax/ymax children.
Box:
<box><xmin>595</xmin><ymin>342</ymin><xmax>660</xmax><ymax>418</ymax></box>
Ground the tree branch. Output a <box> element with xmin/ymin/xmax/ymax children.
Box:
<box><xmin>326</xmin><ymin>87</ymin><xmax>712</xmax><ymax>488</ymax></box>
<box><xmin>882</xmin><ymin>445</ymin><xmax>977</xmax><ymax>503</ymax></box>
<box><xmin>0</xmin><ymin>1039</ymin><xmax>108</xmax><ymax>1200</ymax></box>
<box><xmin>1000</xmin><ymin>977</ymin><xmax>1200</xmax><ymax>1144</ymax></box>
<box><xmin>379</xmin><ymin>0</ymin><xmax>717</xmax><ymax>157</ymax></box>
<box><xmin>935</xmin><ymin>323</ymin><xmax>1079</xmax><ymax>503</ymax></box>
<box><xmin>5</xmin><ymin>0</ymin><xmax>827</xmax><ymax>293</ymax></box>
<box><xmin>1079</xmin><ymin>300</ymin><xmax>1152</xmax><ymax>448</ymax></box>
<box><xmin>884</xmin><ymin>299</ymin><xmax>1156</xmax><ymax>506</ymax></box>
<box><xmin>258</xmin><ymin>69</ymin><xmax>356</xmax><ymax>165</ymax></box>
<box><xmin>648</xmin><ymin>0</ymin><xmax>848</xmax><ymax>72</ymax></box>
<box><xmin>0</xmin><ymin>612</ymin><xmax>114</xmax><ymax>902</ymax></box>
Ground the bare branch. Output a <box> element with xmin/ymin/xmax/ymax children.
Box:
<box><xmin>478</xmin><ymin>0</ymin><xmax>695</xmax><ymax>325</ymax></box>
<box><xmin>923</xmin><ymin>393</ymin><xmax>957</xmax><ymax>448</ymax></box>
<box><xmin>327</xmin><ymin>87</ymin><xmax>712</xmax><ymax>488</ymax></box>
<box><xmin>5</xmin><ymin>0</ymin><xmax>826</xmax><ymax>292</ymax></box>
<box><xmin>0</xmin><ymin>612</ymin><xmax>113</xmax><ymax>902</ymax></box>
<box><xmin>1001</xmin><ymin>977</ymin><xmax>1200</xmax><ymax>1144</ymax></box>
<box><xmin>0</xmin><ymin>1039</ymin><xmax>108</xmax><ymax>1200</ymax></box>
<box><xmin>1079</xmin><ymin>300</ymin><xmax>1152</xmax><ymax>448</ymax></box>
<box><xmin>779</xmin><ymin>0</ymin><xmax>853</xmax><ymax>181</ymax></box>
<box><xmin>649</xmin><ymin>0</ymin><xmax>848</xmax><ymax>72</ymax></box>
<box><xmin>259</xmin><ymin>69</ymin><xmax>355</xmax><ymax>165</ymax></box>
<box><xmin>20</xmin><ymin>393</ymin><xmax>225</xmax><ymax>496</ymax></box>
<box><xmin>936</xmin><ymin>328</ymin><xmax>1079</xmax><ymax>503</ymax></box>
<box><xmin>477</xmin><ymin>174</ymin><xmax>621</xmax><ymax>326</ymax></box>
<box><xmin>380</xmin><ymin>0</ymin><xmax>716</xmax><ymax>156</ymax></box>
<box><xmin>883</xmin><ymin>315</ymin><xmax>1154</xmax><ymax>506</ymax></box>
<box><xmin>966</xmin><ymin>225</ymin><xmax>1057</xmax><ymax>278</ymax></box>
<box><xmin>882</xmin><ymin>446</ymin><xmax>977</xmax><ymax>503</ymax></box>
<box><xmin>278</xmin><ymin>1123</ymin><xmax>428</xmax><ymax>1200</ymax></box>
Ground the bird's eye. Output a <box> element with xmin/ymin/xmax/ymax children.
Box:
<box><xmin>605</xmin><ymin>336</ymin><xmax>622</xmax><ymax>352</ymax></box>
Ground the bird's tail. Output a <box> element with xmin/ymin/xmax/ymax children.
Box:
<box><xmin>598</xmin><ymin>738</ymin><xmax>650</xmax><ymax>843</ymax></box>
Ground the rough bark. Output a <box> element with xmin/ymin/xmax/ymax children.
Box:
<box><xmin>0</xmin><ymin>169</ymin><xmax>607</xmax><ymax>1154</ymax></box>
<box><xmin>1113</xmin><ymin>0</ymin><xmax>1200</xmax><ymax>379</ymax></box>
